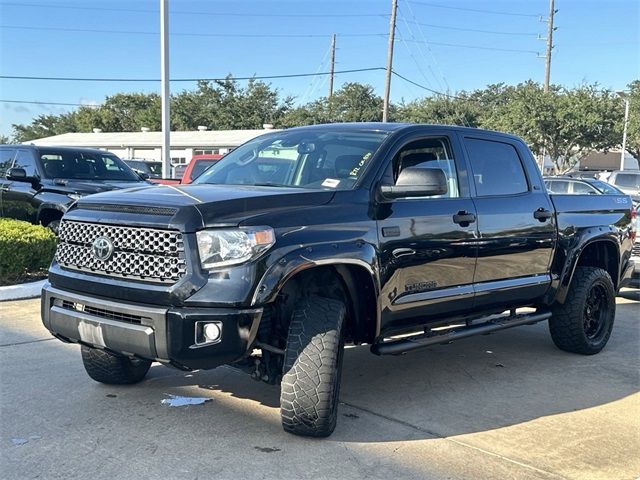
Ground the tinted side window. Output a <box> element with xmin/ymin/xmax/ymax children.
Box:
<box><xmin>546</xmin><ymin>180</ymin><xmax>569</xmax><ymax>193</ymax></box>
<box><xmin>572</xmin><ymin>182</ymin><xmax>597</xmax><ymax>194</ymax></box>
<box><xmin>388</xmin><ymin>137</ymin><xmax>460</xmax><ymax>198</ymax></box>
<box><xmin>465</xmin><ymin>138</ymin><xmax>528</xmax><ymax>196</ymax></box>
<box><xmin>14</xmin><ymin>150</ymin><xmax>38</xmax><ymax>177</ymax></box>
<box><xmin>0</xmin><ymin>148</ymin><xmax>16</xmax><ymax>176</ymax></box>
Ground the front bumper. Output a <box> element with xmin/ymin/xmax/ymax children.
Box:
<box><xmin>41</xmin><ymin>284</ymin><xmax>262</xmax><ymax>370</ymax></box>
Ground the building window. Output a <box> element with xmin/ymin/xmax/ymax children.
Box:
<box><xmin>193</xmin><ymin>148</ymin><xmax>220</xmax><ymax>155</ymax></box>
<box><xmin>171</xmin><ymin>157</ymin><xmax>187</xmax><ymax>164</ymax></box>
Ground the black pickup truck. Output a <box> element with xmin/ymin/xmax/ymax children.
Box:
<box><xmin>0</xmin><ymin>145</ymin><xmax>149</xmax><ymax>232</ymax></box>
<box><xmin>40</xmin><ymin>123</ymin><xmax>635</xmax><ymax>437</ymax></box>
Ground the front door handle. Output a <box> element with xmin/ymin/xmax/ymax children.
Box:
<box><xmin>534</xmin><ymin>208</ymin><xmax>553</xmax><ymax>222</ymax></box>
<box><xmin>453</xmin><ymin>211</ymin><xmax>476</xmax><ymax>226</ymax></box>
<box><xmin>392</xmin><ymin>248</ymin><xmax>416</xmax><ymax>258</ymax></box>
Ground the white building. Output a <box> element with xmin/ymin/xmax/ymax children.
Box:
<box><xmin>26</xmin><ymin>127</ymin><xmax>279</xmax><ymax>164</ymax></box>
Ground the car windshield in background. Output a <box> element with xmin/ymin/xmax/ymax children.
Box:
<box><xmin>191</xmin><ymin>160</ymin><xmax>218</xmax><ymax>179</ymax></box>
<box><xmin>194</xmin><ymin>130</ymin><xmax>389</xmax><ymax>190</ymax></box>
<box><xmin>613</xmin><ymin>173</ymin><xmax>640</xmax><ymax>189</ymax></box>
<box><xmin>590</xmin><ymin>179</ymin><xmax>623</xmax><ymax>194</ymax></box>
<box><xmin>41</xmin><ymin>150</ymin><xmax>140</xmax><ymax>181</ymax></box>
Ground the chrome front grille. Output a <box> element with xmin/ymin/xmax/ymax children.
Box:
<box><xmin>56</xmin><ymin>220</ymin><xmax>187</xmax><ymax>283</ymax></box>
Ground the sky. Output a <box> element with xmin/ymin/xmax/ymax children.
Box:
<box><xmin>0</xmin><ymin>0</ymin><xmax>638</xmax><ymax>137</ymax></box>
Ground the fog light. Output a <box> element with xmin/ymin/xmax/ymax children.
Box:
<box><xmin>203</xmin><ymin>322</ymin><xmax>221</xmax><ymax>342</ymax></box>
<box><xmin>194</xmin><ymin>321</ymin><xmax>223</xmax><ymax>346</ymax></box>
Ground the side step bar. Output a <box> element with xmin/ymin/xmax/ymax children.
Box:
<box><xmin>371</xmin><ymin>311</ymin><xmax>552</xmax><ymax>356</ymax></box>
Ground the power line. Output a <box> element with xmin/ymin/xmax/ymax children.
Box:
<box><xmin>409</xmin><ymin>1</ymin><xmax>541</xmax><ymax>18</ymax></box>
<box><xmin>0</xmin><ymin>24</ymin><xmax>387</xmax><ymax>38</ymax></box>
<box><xmin>391</xmin><ymin>71</ymin><xmax>467</xmax><ymax>100</ymax></box>
<box><xmin>0</xmin><ymin>2</ymin><xmax>390</xmax><ymax>17</ymax></box>
<box><xmin>0</xmin><ymin>67</ymin><xmax>386</xmax><ymax>83</ymax></box>
<box><xmin>398</xmin><ymin>37</ymin><xmax>539</xmax><ymax>54</ymax></box>
<box><xmin>403</xmin><ymin>20</ymin><xmax>539</xmax><ymax>36</ymax></box>
<box><xmin>0</xmin><ymin>99</ymin><xmax>99</xmax><ymax>107</ymax></box>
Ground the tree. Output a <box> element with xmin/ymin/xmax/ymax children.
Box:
<box><xmin>12</xmin><ymin>112</ymin><xmax>79</xmax><ymax>143</ymax></box>
<box><xmin>624</xmin><ymin>80</ymin><xmax>640</xmax><ymax>160</ymax></box>
<box><xmin>280</xmin><ymin>82</ymin><xmax>384</xmax><ymax>127</ymax></box>
<box><xmin>479</xmin><ymin>81</ymin><xmax>622</xmax><ymax>172</ymax></box>
<box><xmin>0</xmin><ymin>134</ymin><xmax>11</xmax><ymax>144</ymax></box>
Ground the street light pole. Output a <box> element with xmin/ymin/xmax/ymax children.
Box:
<box><xmin>160</xmin><ymin>0</ymin><xmax>171</xmax><ymax>178</ymax></box>
<box><xmin>618</xmin><ymin>92</ymin><xmax>630</xmax><ymax>171</ymax></box>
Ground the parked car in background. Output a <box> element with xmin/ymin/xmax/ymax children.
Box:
<box><xmin>173</xmin><ymin>163</ymin><xmax>188</xmax><ymax>181</ymax></box>
<box><xmin>544</xmin><ymin>176</ymin><xmax>625</xmax><ymax>195</ymax></box>
<box><xmin>180</xmin><ymin>154</ymin><xmax>223</xmax><ymax>184</ymax></box>
<box><xmin>0</xmin><ymin>145</ymin><xmax>150</xmax><ymax>232</ymax></box>
<box><xmin>124</xmin><ymin>159</ymin><xmax>181</xmax><ymax>185</ymax></box>
<box><xmin>606</xmin><ymin>170</ymin><xmax>640</xmax><ymax>203</ymax></box>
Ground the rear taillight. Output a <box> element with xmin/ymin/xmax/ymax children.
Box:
<box><xmin>631</xmin><ymin>208</ymin><xmax>637</xmax><ymax>243</ymax></box>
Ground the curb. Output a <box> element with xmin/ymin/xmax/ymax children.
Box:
<box><xmin>0</xmin><ymin>279</ymin><xmax>47</xmax><ymax>302</ymax></box>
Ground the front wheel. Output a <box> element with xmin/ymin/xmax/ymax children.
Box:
<box><xmin>81</xmin><ymin>345</ymin><xmax>151</xmax><ymax>384</ymax></box>
<box><xmin>549</xmin><ymin>266</ymin><xmax>616</xmax><ymax>355</ymax></box>
<box><xmin>280</xmin><ymin>295</ymin><xmax>346</xmax><ymax>437</ymax></box>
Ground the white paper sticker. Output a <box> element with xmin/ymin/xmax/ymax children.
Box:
<box><xmin>321</xmin><ymin>178</ymin><xmax>340</xmax><ymax>188</ymax></box>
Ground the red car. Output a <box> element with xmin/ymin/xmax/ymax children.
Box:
<box><xmin>180</xmin><ymin>154</ymin><xmax>223</xmax><ymax>184</ymax></box>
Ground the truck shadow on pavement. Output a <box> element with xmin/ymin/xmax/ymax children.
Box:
<box><xmin>144</xmin><ymin>301</ymin><xmax>639</xmax><ymax>443</ymax></box>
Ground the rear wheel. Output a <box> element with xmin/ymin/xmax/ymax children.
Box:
<box><xmin>549</xmin><ymin>267</ymin><xmax>615</xmax><ymax>355</ymax></box>
<box><xmin>280</xmin><ymin>295</ymin><xmax>346</xmax><ymax>437</ymax></box>
<box><xmin>81</xmin><ymin>345</ymin><xmax>151</xmax><ymax>384</ymax></box>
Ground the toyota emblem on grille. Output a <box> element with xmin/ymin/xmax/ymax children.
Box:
<box><xmin>92</xmin><ymin>236</ymin><xmax>114</xmax><ymax>261</ymax></box>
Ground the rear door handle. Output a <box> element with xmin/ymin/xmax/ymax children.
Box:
<box><xmin>392</xmin><ymin>248</ymin><xmax>416</xmax><ymax>258</ymax></box>
<box><xmin>453</xmin><ymin>211</ymin><xmax>476</xmax><ymax>226</ymax></box>
<box><xmin>534</xmin><ymin>208</ymin><xmax>553</xmax><ymax>222</ymax></box>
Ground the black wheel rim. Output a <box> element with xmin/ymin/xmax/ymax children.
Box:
<box><xmin>583</xmin><ymin>283</ymin><xmax>609</xmax><ymax>340</ymax></box>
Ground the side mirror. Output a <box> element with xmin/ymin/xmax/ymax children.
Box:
<box><xmin>380</xmin><ymin>167</ymin><xmax>448</xmax><ymax>199</ymax></box>
<box><xmin>7</xmin><ymin>167</ymin><xmax>28</xmax><ymax>181</ymax></box>
<box><xmin>138</xmin><ymin>171</ymin><xmax>150</xmax><ymax>180</ymax></box>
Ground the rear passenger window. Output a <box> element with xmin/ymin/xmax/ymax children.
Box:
<box><xmin>465</xmin><ymin>138</ymin><xmax>528</xmax><ymax>196</ymax></box>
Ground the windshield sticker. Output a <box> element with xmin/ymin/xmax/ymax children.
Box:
<box><xmin>349</xmin><ymin>152</ymin><xmax>372</xmax><ymax>177</ymax></box>
<box><xmin>322</xmin><ymin>178</ymin><xmax>341</xmax><ymax>188</ymax></box>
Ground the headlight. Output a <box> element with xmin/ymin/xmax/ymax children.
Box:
<box><xmin>196</xmin><ymin>227</ymin><xmax>275</xmax><ymax>269</ymax></box>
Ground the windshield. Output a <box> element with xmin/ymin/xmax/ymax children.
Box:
<box><xmin>194</xmin><ymin>130</ymin><xmax>389</xmax><ymax>190</ymax></box>
<box><xmin>590</xmin><ymin>179</ymin><xmax>622</xmax><ymax>194</ymax></box>
<box><xmin>613</xmin><ymin>173</ymin><xmax>640</xmax><ymax>189</ymax></box>
<box><xmin>191</xmin><ymin>160</ymin><xmax>218</xmax><ymax>179</ymax></box>
<box><xmin>41</xmin><ymin>150</ymin><xmax>140</xmax><ymax>181</ymax></box>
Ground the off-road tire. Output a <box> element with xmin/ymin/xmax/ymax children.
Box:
<box><xmin>280</xmin><ymin>295</ymin><xmax>346</xmax><ymax>437</ymax></box>
<box><xmin>549</xmin><ymin>266</ymin><xmax>615</xmax><ymax>355</ymax></box>
<box><xmin>81</xmin><ymin>345</ymin><xmax>151</xmax><ymax>384</ymax></box>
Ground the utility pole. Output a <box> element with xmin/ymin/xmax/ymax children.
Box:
<box><xmin>618</xmin><ymin>91</ymin><xmax>630</xmax><ymax>170</ymax></box>
<box><xmin>160</xmin><ymin>0</ymin><xmax>171</xmax><ymax>178</ymax></box>
<box><xmin>328</xmin><ymin>34</ymin><xmax>336</xmax><ymax>100</ymax></box>
<box><xmin>543</xmin><ymin>0</ymin><xmax>556</xmax><ymax>92</ymax></box>
<box><xmin>382</xmin><ymin>0</ymin><xmax>398</xmax><ymax>122</ymax></box>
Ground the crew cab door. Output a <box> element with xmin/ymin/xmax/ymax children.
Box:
<box><xmin>376</xmin><ymin>133</ymin><xmax>478</xmax><ymax>336</ymax></box>
<box><xmin>2</xmin><ymin>149</ymin><xmax>41</xmax><ymax>223</ymax></box>
<box><xmin>460</xmin><ymin>134</ymin><xmax>556</xmax><ymax>309</ymax></box>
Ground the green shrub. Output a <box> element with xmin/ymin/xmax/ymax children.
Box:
<box><xmin>0</xmin><ymin>218</ymin><xmax>57</xmax><ymax>286</ymax></box>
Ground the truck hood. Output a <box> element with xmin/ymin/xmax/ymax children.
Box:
<box><xmin>75</xmin><ymin>184</ymin><xmax>336</xmax><ymax>230</ymax></box>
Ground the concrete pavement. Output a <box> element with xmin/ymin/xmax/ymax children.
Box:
<box><xmin>1</xmin><ymin>297</ymin><xmax>638</xmax><ymax>480</ymax></box>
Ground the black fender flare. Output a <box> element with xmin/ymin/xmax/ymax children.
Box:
<box><xmin>251</xmin><ymin>242</ymin><xmax>381</xmax><ymax>338</ymax></box>
<box><xmin>553</xmin><ymin>228</ymin><xmax>621</xmax><ymax>304</ymax></box>
<box><xmin>36</xmin><ymin>200</ymin><xmax>69</xmax><ymax>225</ymax></box>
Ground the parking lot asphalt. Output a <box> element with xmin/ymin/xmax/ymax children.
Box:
<box><xmin>1</xmin><ymin>297</ymin><xmax>638</xmax><ymax>480</ymax></box>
